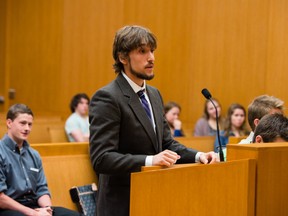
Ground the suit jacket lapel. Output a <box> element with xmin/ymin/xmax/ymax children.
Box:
<box><xmin>116</xmin><ymin>74</ymin><xmax>158</xmax><ymax>151</ymax></box>
<box><xmin>146</xmin><ymin>87</ymin><xmax>163</xmax><ymax>152</ymax></box>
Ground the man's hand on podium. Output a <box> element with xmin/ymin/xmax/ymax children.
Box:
<box><xmin>199</xmin><ymin>151</ymin><xmax>219</xmax><ymax>164</ymax></box>
<box><xmin>152</xmin><ymin>150</ymin><xmax>181</xmax><ymax>167</ymax></box>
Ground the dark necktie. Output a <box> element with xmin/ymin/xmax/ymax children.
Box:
<box><xmin>137</xmin><ymin>90</ymin><xmax>152</xmax><ymax>121</ymax></box>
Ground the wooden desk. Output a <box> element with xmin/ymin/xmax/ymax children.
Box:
<box><xmin>131</xmin><ymin>159</ymin><xmax>256</xmax><ymax>216</ymax></box>
<box><xmin>227</xmin><ymin>143</ymin><xmax>288</xmax><ymax>216</ymax></box>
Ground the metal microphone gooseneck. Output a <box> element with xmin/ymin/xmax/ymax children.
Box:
<box><xmin>201</xmin><ymin>88</ymin><xmax>224</xmax><ymax>162</ymax></box>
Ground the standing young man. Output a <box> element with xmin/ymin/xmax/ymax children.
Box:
<box><xmin>89</xmin><ymin>25</ymin><xmax>218</xmax><ymax>216</ymax></box>
<box><xmin>0</xmin><ymin>104</ymin><xmax>81</xmax><ymax>216</ymax></box>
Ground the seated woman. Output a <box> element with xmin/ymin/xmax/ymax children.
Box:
<box><xmin>214</xmin><ymin>103</ymin><xmax>249</xmax><ymax>153</ymax></box>
<box><xmin>194</xmin><ymin>98</ymin><xmax>224</xmax><ymax>136</ymax></box>
<box><xmin>65</xmin><ymin>93</ymin><xmax>90</xmax><ymax>142</ymax></box>
<box><xmin>164</xmin><ymin>101</ymin><xmax>184</xmax><ymax>137</ymax></box>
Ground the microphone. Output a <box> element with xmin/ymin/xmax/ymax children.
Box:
<box><xmin>201</xmin><ymin>88</ymin><xmax>212</xmax><ymax>100</ymax></box>
<box><xmin>201</xmin><ymin>88</ymin><xmax>225</xmax><ymax>162</ymax></box>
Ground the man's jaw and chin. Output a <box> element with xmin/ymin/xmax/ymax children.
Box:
<box><xmin>130</xmin><ymin>67</ymin><xmax>155</xmax><ymax>81</ymax></box>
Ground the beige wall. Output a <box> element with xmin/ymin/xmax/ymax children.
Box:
<box><xmin>2</xmin><ymin>0</ymin><xmax>288</xmax><ymax>131</ymax></box>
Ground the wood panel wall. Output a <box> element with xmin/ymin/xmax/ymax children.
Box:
<box><xmin>0</xmin><ymin>0</ymin><xmax>7</xmax><ymax>112</ymax></box>
<box><xmin>2</xmin><ymin>0</ymin><xmax>288</xmax><ymax>131</ymax></box>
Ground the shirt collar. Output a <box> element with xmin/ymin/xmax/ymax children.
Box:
<box><xmin>121</xmin><ymin>72</ymin><xmax>146</xmax><ymax>93</ymax></box>
<box><xmin>1</xmin><ymin>134</ymin><xmax>29</xmax><ymax>152</ymax></box>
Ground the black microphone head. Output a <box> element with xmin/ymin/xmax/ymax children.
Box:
<box><xmin>201</xmin><ymin>88</ymin><xmax>212</xmax><ymax>99</ymax></box>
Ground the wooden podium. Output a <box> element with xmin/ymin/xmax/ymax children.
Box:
<box><xmin>130</xmin><ymin>159</ymin><xmax>256</xmax><ymax>216</ymax></box>
<box><xmin>227</xmin><ymin>143</ymin><xmax>288</xmax><ymax>216</ymax></box>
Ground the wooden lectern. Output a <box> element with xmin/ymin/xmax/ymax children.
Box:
<box><xmin>130</xmin><ymin>159</ymin><xmax>256</xmax><ymax>216</ymax></box>
<box><xmin>227</xmin><ymin>143</ymin><xmax>288</xmax><ymax>216</ymax></box>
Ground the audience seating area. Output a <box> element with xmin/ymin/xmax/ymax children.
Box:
<box><xmin>34</xmin><ymin>137</ymin><xmax>217</xmax><ymax>211</ymax></box>
<box><xmin>1</xmin><ymin>113</ymin><xmax>249</xmax><ymax>212</ymax></box>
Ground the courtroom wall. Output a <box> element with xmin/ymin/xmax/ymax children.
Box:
<box><xmin>2</xmin><ymin>0</ymin><xmax>288</xmax><ymax>130</ymax></box>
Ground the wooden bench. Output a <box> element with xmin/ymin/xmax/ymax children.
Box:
<box><xmin>0</xmin><ymin>114</ymin><xmax>67</xmax><ymax>143</ymax></box>
<box><xmin>182</xmin><ymin>127</ymin><xmax>193</xmax><ymax>138</ymax></box>
<box><xmin>228</xmin><ymin>136</ymin><xmax>247</xmax><ymax>144</ymax></box>
<box><xmin>0</xmin><ymin>124</ymin><xmax>6</xmax><ymax>138</ymax></box>
<box><xmin>47</xmin><ymin>125</ymin><xmax>69</xmax><ymax>142</ymax></box>
<box><xmin>1</xmin><ymin>122</ymin><xmax>68</xmax><ymax>143</ymax></box>
<box><xmin>31</xmin><ymin>142</ymin><xmax>97</xmax><ymax>211</ymax></box>
<box><xmin>28</xmin><ymin>121</ymin><xmax>67</xmax><ymax>144</ymax></box>
<box><xmin>174</xmin><ymin>136</ymin><xmax>215</xmax><ymax>152</ymax></box>
<box><xmin>0</xmin><ymin>112</ymin><xmax>5</xmax><ymax>122</ymax></box>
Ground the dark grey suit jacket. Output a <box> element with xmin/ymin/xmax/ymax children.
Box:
<box><xmin>89</xmin><ymin>73</ymin><xmax>198</xmax><ymax>216</ymax></box>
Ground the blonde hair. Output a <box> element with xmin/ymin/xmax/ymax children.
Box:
<box><xmin>248</xmin><ymin>95</ymin><xmax>284</xmax><ymax>131</ymax></box>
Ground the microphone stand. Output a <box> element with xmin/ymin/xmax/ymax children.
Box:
<box><xmin>209</xmin><ymin>99</ymin><xmax>225</xmax><ymax>162</ymax></box>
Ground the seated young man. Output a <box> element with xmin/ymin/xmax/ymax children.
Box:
<box><xmin>253</xmin><ymin>113</ymin><xmax>288</xmax><ymax>143</ymax></box>
<box><xmin>65</xmin><ymin>93</ymin><xmax>90</xmax><ymax>142</ymax></box>
<box><xmin>0</xmin><ymin>104</ymin><xmax>82</xmax><ymax>216</ymax></box>
<box><xmin>239</xmin><ymin>95</ymin><xmax>284</xmax><ymax>144</ymax></box>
